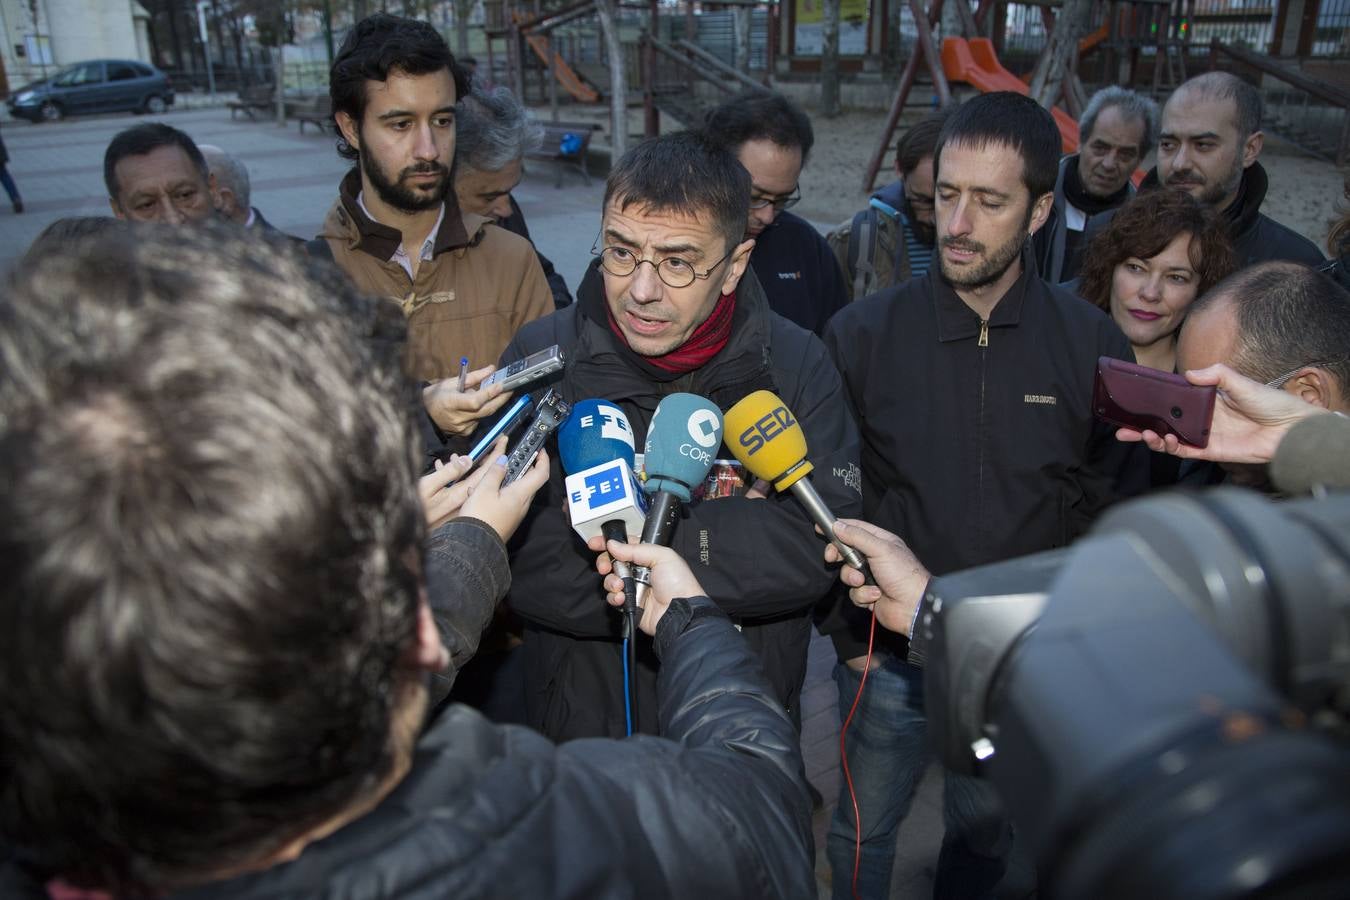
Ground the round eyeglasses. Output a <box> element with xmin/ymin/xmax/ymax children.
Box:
<box><xmin>592</xmin><ymin>243</ymin><xmax>731</xmax><ymax>289</ymax></box>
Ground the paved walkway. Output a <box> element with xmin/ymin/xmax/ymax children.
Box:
<box><xmin>0</xmin><ymin>104</ymin><xmax>945</xmax><ymax>900</ymax></box>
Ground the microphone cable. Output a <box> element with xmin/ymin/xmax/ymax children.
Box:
<box><xmin>623</xmin><ymin>609</ymin><xmax>639</xmax><ymax>736</ymax></box>
<box><xmin>622</xmin><ymin>634</ymin><xmax>634</xmax><ymax>736</ymax></box>
<box><xmin>839</xmin><ymin>608</ymin><xmax>877</xmax><ymax>900</ymax></box>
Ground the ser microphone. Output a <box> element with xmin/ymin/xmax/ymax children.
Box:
<box><xmin>558</xmin><ymin>400</ymin><xmax>645</xmax><ymax>606</ymax></box>
<box><xmin>724</xmin><ymin>389</ymin><xmax>873</xmax><ymax>583</ymax></box>
<box><xmin>632</xmin><ymin>393</ymin><xmax>724</xmax><ymax>608</ymax></box>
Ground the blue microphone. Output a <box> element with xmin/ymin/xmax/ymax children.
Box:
<box><xmin>633</xmin><ymin>393</ymin><xmax>724</xmax><ymax>607</ymax></box>
<box><xmin>559</xmin><ymin>400</ymin><xmax>646</xmax><ymax>612</ymax></box>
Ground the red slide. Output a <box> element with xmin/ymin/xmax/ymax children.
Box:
<box><xmin>941</xmin><ymin>37</ymin><xmax>1079</xmax><ymax>152</ymax></box>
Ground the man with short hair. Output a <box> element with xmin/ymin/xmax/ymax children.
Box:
<box><xmin>198</xmin><ymin>143</ymin><xmax>299</xmax><ymax>243</ymax></box>
<box><xmin>502</xmin><ymin>130</ymin><xmax>862</xmax><ymax>741</ymax></box>
<box><xmin>453</xmin><ymin>86</ymin><xmax>573</xmax><ymax>308</ymax></box>
<box><xmin>820</xmin><ymin>91</ymin><xmax>1146</xmax><ymax>898</ymax></box>
<box><xmin>1176</xmin><ymin>260</ymin><xmax>1350</xmax><ymax>485</ymax></box>
<box><xmin>317</xmin><ymin>13</ymin><xmax>552</xmax><ymax>382</ymax></box>
<box><xmin>828</xmin><ymin>109</ymin><xmax>948</xmax><ymax>299</ymax></box>
<box><xmin>1150</xmin><ymin>71</ymin><xmax>1322</xmax><ymax>266</ymax></box>
<box><xmin>0</xmin><ymin>225</ymin><xmax>816</xmax><ymax>899</ymax></box>
<box><xmin>704</xmin><ymin>91</ymin><xmax>849</xmax><ymax>335</ymax></box>
<box><xmin>104</xmin><ymin>122</ymin><xmax>220</xmax><ymax>225</ymax></box>
<box><xmin>1036</xmin><ymin>86</ymin><xmax>1156</xmax><ymax>283</ymax></box>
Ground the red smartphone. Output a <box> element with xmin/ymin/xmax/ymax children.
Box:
<box><xmin>1092</xmin><ymin>357</ymin><xmax>1217</xmax><ymax>448</ymax></box>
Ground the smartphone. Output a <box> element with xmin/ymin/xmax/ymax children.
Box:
<box><xmin>1092</xmin><ymin>356</ymin><xmax>1217</xmax><ymax>448</ymax></box>
<box><xmin>466</xmin><ymin>393</ymin><xmax>535</xmax><ymax>467</ymax></box>
<box><xmin>483</xmin><ymin>346</ymin><xmax>565</xmax><ymax>392</ymax></box>
<box><xmin>503</xmin><ymin>389</ymin><xmax>571</xmax><ymax>485</ymax></box>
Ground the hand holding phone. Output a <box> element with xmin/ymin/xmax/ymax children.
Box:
<box><xmin>1093</xmin><ymin>357</ymin><xmax>1217</xmax><ymax>448</ymax></box>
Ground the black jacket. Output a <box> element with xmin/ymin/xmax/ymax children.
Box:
<box><xmin>820</xmin><ymin>251</ymin><xmax>1148</xmax><ymax>659</ymax></box>
<box><xmin>1034</xmin><ymin>154</ymin><xmax>1134</xmax><ymax>283</ymax></box>
<box><xmin>749</xmin><ymin>210</ymin><xmax>850</xmax><ymax>336</ymax></box>
<box><xmin>1109</xmin><ymin>163</ymin><xmax>1324</xmax><ymax>268</ymax></box>
<box><xmin>502</xmin><ymin>262</ymin><xmax>862</xmax><ymax>739</ymax></box>
<box><xmin>1</xmin><ymin>524</ymin><xmax>815</xmax><ymax>899</ymax></box>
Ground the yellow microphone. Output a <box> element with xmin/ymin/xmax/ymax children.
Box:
<box><xmin>725</xmin><ymin>390</ymin><xmax>872</xmax><ymax>580</ymax></box>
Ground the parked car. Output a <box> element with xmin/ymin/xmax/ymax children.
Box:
<box><xmin>7</xmin><ymin>59</ymin><xmax>174</xmax><ymax>123</ymax></box>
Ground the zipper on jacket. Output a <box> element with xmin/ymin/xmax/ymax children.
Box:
<box><xmin>978</xmin><ymin>318</ymin><xmax>989</xmax><ymax>348</ymax></box>
<box><xmin>976</xmin><ymin>321</ymin><xmax>989</xmax><ymax>559</ymax></box>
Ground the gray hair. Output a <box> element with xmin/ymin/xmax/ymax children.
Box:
<box><xmin>1078</xmin><ymin>87</ymin><xmax>1159</xmax><ymax>156</ymax></box>
<box><xmin>197</xmin><ymin>144</ymin><xmax>251</xmax><ymax>209</ymax></box>
<box><xmin>454</xmin><ymin>87</ymin><xmax>543</xmax><ymax>174</ymax></box>
<box><xmin>1169</xmin><ymin>72</ymin><xmax>1264</xmax><ymax>140</ymax></box>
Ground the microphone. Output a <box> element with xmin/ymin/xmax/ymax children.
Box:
<box><xmin>632</xmin><ymin>393</ymin><xmax>724</xmax><ymax>607</ymax></box>
<box><xmin>559</xmin><ymin>400</ymin><xmax>646</xmax><ymax>607</ymax></box>
<box><xmin>723</xmin><ymin>389</ymin><xmax>873</xmax><ymax>582</ymax></box>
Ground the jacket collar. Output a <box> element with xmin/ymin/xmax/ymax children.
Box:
<box><xmin>336</xmin><ymin>168</ymin><xmax>474</xmax><ymax>260</ymax></box>
<box><xmin>932</xmin><ymin>245</ymin><xmax>1034</xmax><ymax>342</ymax></box>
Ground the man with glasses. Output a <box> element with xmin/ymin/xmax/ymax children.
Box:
<box><xmin>703</xmin><ymin>91</ymin><xmax>849</xmax><ymax>336</ymax></box>
<box><xmin>499</xmin><ymin>129</ymin><xmax>863</xmax><ymax>742</ymax></box>
<box><xmin>1176</xmin><ymin>260</ymin><xmax>1350</xmax><ymax>487</ymax></box>
<box><xmin>829</xmin><ymin>109</ymin><xmax>948</xmax><ymax>300</ymax></box>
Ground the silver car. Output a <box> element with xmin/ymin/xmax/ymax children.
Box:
<box><xmin>7</xmin><ymin>59</ymin><xmax>175</xmax><ymax>123</ymax></box>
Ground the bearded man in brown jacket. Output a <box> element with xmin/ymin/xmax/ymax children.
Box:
<box><xmin>316</xmin><ymin>14</ymin><xmax>552</xmax><ymax>390</ymax></box>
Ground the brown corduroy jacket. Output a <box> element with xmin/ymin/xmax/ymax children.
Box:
<box><xmin>318</xmin><ymin>170</ymin><xmax>553</xmax><ymax>381</ymax></box>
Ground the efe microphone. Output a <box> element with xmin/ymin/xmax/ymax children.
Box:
<box><xmin>633</xmin><ymin>393</ymin><xmax>724</xmax><ymax>608</ymax></box>
<box><xmin>558</xmin><ymin>399</ymin><xmax>645</xmax><ymax>608</ymax></box>
<box><xmin>724</xmin><ymin>390</ymin><xmax>874</xmax><ymax>583</ymax></box>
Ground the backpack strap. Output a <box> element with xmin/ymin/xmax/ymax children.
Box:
<box><xmin>846</xmin><ymin>207</ymin><xmax>880</xmax><ymax>299</ymax></box>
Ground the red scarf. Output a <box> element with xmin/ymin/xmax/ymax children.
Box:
<box><xmin>607</xmin><ymin>291</ymin><xmax>737</xmax><ymax>374</ymax></box>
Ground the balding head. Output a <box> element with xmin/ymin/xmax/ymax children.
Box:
<box><xmin>1168</xmin><ymin>72</ymin><xmax>1263</xmax><ymax>142</ymax></box>
<box><xmin>1179</xmin><ymin>262</ymin><xmax>1350</xmax><ymax>413</ymax></box>
<box><xmin>1157</xmin><ymin>72</ymin><xmax>1265</xmax><ymax>211</ymax></box>
<box><xmin>197</xmin><ymin>144</ymin><xmax>251</xmax><ymax>225</ymax></box>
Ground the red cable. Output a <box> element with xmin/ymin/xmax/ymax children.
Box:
<box><xmin>839</xmin><ymin>609</ymin><xmax>877</xmax><ymax>900</ymax></box>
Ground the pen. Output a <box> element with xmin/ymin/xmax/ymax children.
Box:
<box><xmin>458</xmin><ymin>356</ymin><xmax>469</xmax><ymax>392</ymax></box>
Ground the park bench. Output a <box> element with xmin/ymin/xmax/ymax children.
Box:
<box><xmin>289</xmin><ymin>95</ymin><xmax>332</xmax><ymax>134</ymax></box>
<box><xmin>227</xmin><ymin>84</ymin><xmax>273</xmax><ymax>120</ymax></box>
<box><xmin>527</xmin><ymin>120</ymin><xmax>599</xmax><ymax>187</ymax></box>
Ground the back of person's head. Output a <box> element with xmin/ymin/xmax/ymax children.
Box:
<box><xmin>103</xmin><ymin>122</ymin><xmax>208</xmax><ymax>198</ymax></box>
<box><xmin>895</xmin><ymin>109</ymin><xmax>950</xmax><ymax>178</ymax></box>
<box><xmin>0</xmin><ymin>224</ymin><xmax>424</xmax><ymax>895</ymax></box>
<box><xmin>1078</xmin><ymin>86</ymin><xmax>1159</xmax><ymax>156</ymax></box>
<box><xmin>454</xmin><ymin>86</ymin><xmax>543</xmax><ymax>175</ymax></box>
<box><xmin>22</xmin><ymin>217</ymin><xmax>127</xmax><ymax>264</ymax></box>
<box><xmin>329</xmin><ymin>13</ymin><xmax>467</xmax><ymax>161</ymax></box>
<box><xmin>197</xmin><ymin>143</ymin><xmax>252</xmax><ymax>210</ymax></box>
<box><xmin>703</xmin><ymin>90</ymin><xmax>815</xmax><ymax>163</ymax></box>
<box><xmin>935</xmin><ymin>92</ymin><xmax>1061</xmax><ymax>200</ymax></box>
<box><xmin>604</xmin><ymin>130</ymin><xmax>751</xmax><ymax>252</ymax></box>
<box><xmin>1193</xmin><ymin>261</ymin><xmax>1350</xmax><ymax>391</ymax></box>
<box><xmin>1171</xmin><ymin>71</ymin><xmax>1263</xmax><ymax>141</ymax></box>
<box><xmin>1078</xmin><ymin>189</ymin><xmax>1235</xmax><ymax>311</ymax></box>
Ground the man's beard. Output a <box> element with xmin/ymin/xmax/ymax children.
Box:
<box><xmin>1168</xmin><ymin>153</ymin><xmax>1244</xmax><ymax>209</ymax></box>
<box><xmin>939</xmin><ymin>210</ymin><xmax>1031</xmax><ymax>289</ymax></box>
<box><xmin>362</xmin><ymin>150</ymin><xmax>450</xmax><ymax>214</ymax></box>
<box><xmin>903</xmin><ymin>196</ymin><xmax>936</xmax><ymax>246</ymax></box>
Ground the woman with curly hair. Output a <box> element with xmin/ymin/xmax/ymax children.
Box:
<box><xmin>1077</xmin><ymin>190</ymin><xmax>1236</xmax><ymax>373</ymax></box>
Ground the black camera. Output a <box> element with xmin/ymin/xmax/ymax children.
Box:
<box><xmin>921</xmin><ymin>488</ymin><xmax>1350</xmax><ymax>900</ymax></box>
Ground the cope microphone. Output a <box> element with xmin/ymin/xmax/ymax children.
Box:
<box><xmin>724</xmin><ymin>390</ymin><xmax>873</xmax><ymax>583</ymax></box>
<box><xmin>632</xmin><ymin>393</ymin><xmax>724</xmax><ymax>608</ymax></box>
<box><xmin>559</xmin><ymin>400</ymin><xmax>646</xmax><ymax>607</ymax></box>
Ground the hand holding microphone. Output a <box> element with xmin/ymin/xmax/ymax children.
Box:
<box><xmin>586</xmin><ymin>535</ymin><xmax>707</xmax><ymax>635</ymax></box>
<box><xmin>723</xmin><ymin>390</ymin><xmax>874</xmax><ymax>584</ymax></box>
<box><xmin>822</xmin><ymin>519</ymin><xmax>930</xmax><ymax>638</ymax></box>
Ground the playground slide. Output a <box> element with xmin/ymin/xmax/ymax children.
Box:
<box><xmin>524</xmin><ymin>33</ymin><xmax>601</xmax><ymax>104</ymax></box>
<box><xmin>941</xmin><ymin>37</ymin><xmax>1079</xmax><ymax>152</ymax></box>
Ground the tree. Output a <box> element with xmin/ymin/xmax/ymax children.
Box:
<box><xmin>819</xmin><ymin>0</ymin><xmax>841</xmax><ymax>117</ymax></box>
<box><xmin>1028</xmin><ymin>0</ymin><xmax>1090</xmax><ymax>111</ymax></box>
<box><xmin>594</xmin><ymin>0</ymin><xmax>627</xmax><ymax>159</ymax></box>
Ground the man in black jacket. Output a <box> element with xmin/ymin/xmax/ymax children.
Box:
<box><xmin>1144</xmin><ymin>72</ymin><xmax>1322</xmax><ymax>268</ymax></box>
<box><xmin>501</xmin><ymin>130</ymin><xmax>862</xmax><ymax>741</ymax></box>
<box><xmin>703</xmin><ymin>91</ymin><xmax>850</xmax><ymax>335</ymax></box>
<box><xmin>0</xmin><ymin>226</ymin><xmax>815</xmax><ymax>900</ymax></box>
<box><xmin>820</xmin><ymin>92</ymin><xmax>1147</xmax><ymax>899</ymax></box>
